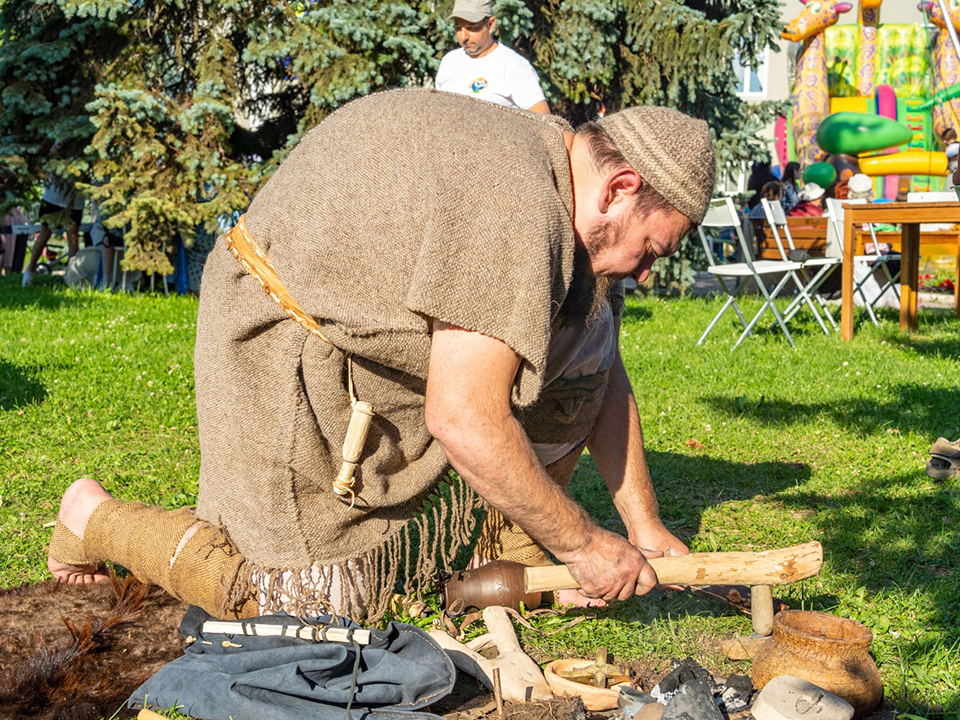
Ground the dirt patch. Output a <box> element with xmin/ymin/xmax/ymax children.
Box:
<box><xmin>622</xmin><ymin>657</ymin><xmax>675</xmax><ymax>693</ymax></box>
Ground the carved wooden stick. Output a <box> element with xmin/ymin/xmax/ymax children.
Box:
<box><xmin>335</xmin><ymin>400</ymin><xmax>374</xmax><ymax>496</ymax></box>
<box><xmin>524</xmin><ymin>542</ymin><xmax>823</xmax><ymax>593</ymax></box>
<box><xmin>201</xmin><ymin>620</ymin><xmax>371</xmax><ymax>645</ymax></box>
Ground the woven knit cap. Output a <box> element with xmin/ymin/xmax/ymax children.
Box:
<box><xmin>450</xmin><ymin>0</ymin><xmax>493</xmax><ymax>22</ymax></box>
<box><xmin>597</xmin><ymin>106</ymin><xmax>716</xmax><ymax>224</ymax></box>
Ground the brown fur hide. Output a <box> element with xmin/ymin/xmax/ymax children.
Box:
<box><xmin>0</xmin><ymin>574</ymin><xmax>187</xmax><ymax>720</ymax></box>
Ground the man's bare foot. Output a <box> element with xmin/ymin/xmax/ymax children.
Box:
<box><xmin>557</xmin><ymin>588</ymin><xmax>608</xmax><ymax>609</ymax></box>
<box><xmin>47</xmin><ymin>478</ymin><xmax>113</xmax><ymax>584</ymax></box>
<box><xmin>465</xmin><ymin>553</ymin><xmax>488</xmax><ymax>571</ymax></box>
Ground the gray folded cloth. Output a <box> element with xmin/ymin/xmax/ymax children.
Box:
<box><xmin>128</xmin><ymin>606</ymin><xmax>455</xmax><ymax>720</ymax></box>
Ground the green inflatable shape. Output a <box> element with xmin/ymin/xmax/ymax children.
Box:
<box><xmin>816</xmin><ymin>112</ymin><xmax>913</xmax><ymax>155</ymax></box>
<box><xmin>803</xmin><ymin>162</ymin><xmax>837</xmax><ymax>187</ymax></box>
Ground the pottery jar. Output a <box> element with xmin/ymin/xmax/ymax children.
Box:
<box><xmin>752</xmin><ymin>610</ymin><xmax>883</xmax><ymax>717</ymax></box>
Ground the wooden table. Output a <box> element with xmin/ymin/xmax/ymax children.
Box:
<box><xmin>842</xmin><ymin>201</ymin><xmax>960</xmax><ymax>340</ymax></box>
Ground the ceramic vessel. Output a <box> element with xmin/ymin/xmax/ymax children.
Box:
<box><xmin>543</xmin><ymin>658</ymin><xmax>628</xmax><ymax>711</ymax></box>
<box><xmin>752</xmin><ymin>610</ymin><xmax>883</xmax><ymax>717</ymax></box>
<box><xmin>441</xmin><ymin>560</ymin><xmax>541</xmax><ymax>614</ymax></box>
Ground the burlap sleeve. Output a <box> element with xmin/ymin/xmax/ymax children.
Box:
<box><xmin>405</xmin><ymin>168</ymin><xmax>573</xmax><ymax>407</ymax></box>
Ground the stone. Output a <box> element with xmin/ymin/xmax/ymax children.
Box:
<box><xmin>661</xmin><ymin>677</ymin><xmax>724</xmax><ymax>720</ymax></box>
<box><xmin>618</xmin><ymin>686</ymin><xmax>660</xmax><ymax>719</ymax></box>
<box><xmin>751</xmin><ymin>675</ymin><xmax>854</xmax><ymax>720</ymax></box>
<box><xmin>634</xmin><ymin>703</ymin><xmax>665</xmax><ymax>720</ymax></box>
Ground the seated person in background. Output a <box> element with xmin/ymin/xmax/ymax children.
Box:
<box><xmin>745</xmin><ymin>160</ymin><xmax>779</xmax><ymax>210</ymax></box>
<box><xmin>787</xmin><ymin>183</ymin><xmax>825</xmax><ymax>217</ymax></box>
<box><xmin>946</xmin><ymin>142</ymin><xmax>959</xmax><ymax>178</ymax></box>
<box><xmin>847</xmin><ymin>173</ymin><xmax>890</xmax><ymax>255</ymax></box>
<box><xmin>780</xmin><ymin>161</ymin><xmax>801</xmax><ymax>213</ymax></box>
<box><xmin>940</xmin><ymin>127</ymin><xmax>957</xmax><ymax>175</ymax></box>
<box><xmin>847</xmin><ymin>173</ymin><xmax>874</xmax><ymax>203</ymax></box>
<box><xmin>747</xmin><ymin>181</ymin><xmax>783</xmax><ymax>220</ymax></box>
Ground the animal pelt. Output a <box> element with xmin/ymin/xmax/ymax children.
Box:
<box><xmin>0</xmin><ymin>573</ymin><xmax>187</xmax><ymax>720</ymax></box>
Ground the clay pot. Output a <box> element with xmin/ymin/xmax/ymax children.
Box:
<box><xmin>440</xmin><ymin>561</ymin><xmax>542</xmax><ymax>614</ymax></box>
<box><xmin>543</xmin><ymin>658</ymin><xmax>627</xmax><ymax>711</ymax></box>
<box><xmin>752</xmin><ymin>610</ymin><xmax>883</xmax><ymax>717</ymax></box>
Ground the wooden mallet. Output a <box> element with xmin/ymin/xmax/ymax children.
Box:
<box><xmin>524</xmin><ymin>541</ymin><xmax>823</xmax><ymax>637</ymax></box>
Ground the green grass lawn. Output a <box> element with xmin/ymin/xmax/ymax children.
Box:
<box><xmin>1</xmin><ymin>273</ymin><xmax>958</xmax><ymax>717</ymax></box>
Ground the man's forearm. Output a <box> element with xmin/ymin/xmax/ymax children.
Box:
<box><xmin>431</xmin><ymin>403</ymin><xmax>598</xmax><ymax>562</ymax></box>
<box><xmin>426</xmin><ymin>322</ymin><xmax>658</xmax><ymax>599</ymax></box>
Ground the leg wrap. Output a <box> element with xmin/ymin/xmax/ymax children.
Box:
<box><xmin>80</xmin><ymin>499</ymin><xmax>258</xmax><ymax>619</ymax></box>
<box><xmin>474</xmin><ymin>447</ymin><xmax>584</xmax><ymax>567</ymax></box>
<box><xmin>49</xmin><ymin>520</ymin><xmax>96</xmax><ymax>567</ymax></box>
<box><xmin>82</xmin><ymin>500</ymin><xmax>196</xmax><ymax>589</ymax></box>
<box><xmin>168</xmin><ymin>523</ymin><xmax>259</xmax><ymax>620</ymax></box>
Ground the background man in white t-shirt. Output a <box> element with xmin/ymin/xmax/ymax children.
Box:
<box><xmin>435</xmin><ymin>0</ymin><xmax>549</xmax><ymax>113</ymax></box>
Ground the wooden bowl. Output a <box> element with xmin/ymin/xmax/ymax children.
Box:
<box><xmin>543</xmin><ymin>658</ymin><xmax>627</xmax><ymax>711</ymax></box>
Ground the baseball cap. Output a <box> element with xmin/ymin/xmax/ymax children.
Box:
<box><xmin>799</xmin><ymin>183</ymin><xmax>825</xmax><ymax>202</ymax></box>
<box><xmin>450</xmin><ymin>0</ymin><xmax>493</xmax><ymax>22</ymax></box>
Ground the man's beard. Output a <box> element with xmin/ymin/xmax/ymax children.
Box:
<box><xmin>560</xmin><ymin>219</ymin><xmax>616</xmax><ymax>328</ymax></box>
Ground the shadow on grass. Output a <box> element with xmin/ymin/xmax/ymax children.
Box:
<box><xmin>701</xmin><ymin>382</ymin><xmax>960</xmax><ymax>439</ymax></box>
<box><xmin>621</xmin><ymin>302</ymin><xmax>653</xmax><ymax>323</ymax></box>
<box><xmin>0</xmin><ymin>359</ymin><xmax>47</xmax><ymax>409</ymax></box>
<box><xmin>755</xmin><ymin>468</ymin><xmax>957</xmax><ymax>715</ymax></box>
<box><xmin>685</xmin><ymin>295</ymin><xmax>852</xmax><ymax>345</ymax></box>
<box><xmin>569</xmin><ymin>450</ymin><xmax>812</xmax><ymax>545</ymax></box>
<box><xmin>780</xmin><ymin>470</ymin><xmax>958</xmax><ymax>590</ymax></box>
<box><xmin>889</xmin><ymin>330</ymin><xmax>960</xmax><ymax>362</ymax></box>
<box><xmin>0</xmin><ymin>275</ymin><xmax>84</xmax><ymax>311</ymax></box>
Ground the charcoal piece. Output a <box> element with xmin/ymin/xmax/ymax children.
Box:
<box><xmin>722</xmin><ymin>673</ymin><xmax>753</xmax><ymax>704</ymax></box>
<box><xmin>661</xmin><ymin>677</ymin><xmax>724</xmax><ymax>720</ymax></box>
<box><xmin>656</xmin><ymin>657</ymin><xmax>713</xmax><ymax>695</ymax></box>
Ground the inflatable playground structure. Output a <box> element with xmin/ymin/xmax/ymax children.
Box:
<box><xmin>778</xmin><ymin>0</ymin><xmax>960</xmax><ymax>198</ymax></box>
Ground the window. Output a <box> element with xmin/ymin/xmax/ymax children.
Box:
<box><xmin>733</xmin><ymin>50</ymin><xmax>769</xmax><ymax>99</ymax></box>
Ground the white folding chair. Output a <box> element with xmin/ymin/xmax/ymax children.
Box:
<box><xmin>825</xmin><ymin>198</ymin><xmax>901</xmax><ymax>327</ymax></box>
<box><xmin>696</xmin><ymin>197</ymin><xmax>806</xmax><ymax>349</ymax></box>
<box><xmin>761</xmin><ymin>198</ymin><xmax>839</xmax><ymax>334</ymax></box>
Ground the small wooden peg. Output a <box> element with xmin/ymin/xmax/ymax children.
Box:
<box><xmin>493</xmin><ymin>666</ymin><xmax>505</xmax><ymax>717</ymax></box>
<box><xmin>751</xmin><ymin>585</ymin><xmax>774</xmax><ymax>636</ymax></box>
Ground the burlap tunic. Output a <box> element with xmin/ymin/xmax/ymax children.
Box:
<box><xmin>194</xmin><ymin>90</ymin><xmax>589</xmax><ymax>616</ymax></box>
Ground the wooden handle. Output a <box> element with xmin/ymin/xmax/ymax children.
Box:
<box><xmin>341</xmin><ymin>401</ymin><xmax>374</xmax><ymax>464</ymax></box>
<box><xmin>336</xmin><ymin>400</ymin><xmax>374</xmax><ymax>487</ymax></box>
<box><xmin>138</xmin><ymin>711</ymin><xmax>168</xmax><ymax>720</ymax></box>
<box><xmin>523</xmin><ymin>541</ymin><xmax>823</xmax><ymax>593</ymax></box>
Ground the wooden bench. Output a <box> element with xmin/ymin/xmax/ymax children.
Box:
<box><xmin>752</xmin><ymin>217</ymin><xmax>828</xmax><ymax>260</ymax></box>
<box><xmin>753</xmin><ymin>218</ymin><xmax>959</xmax><ymax>314</ymax></box>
